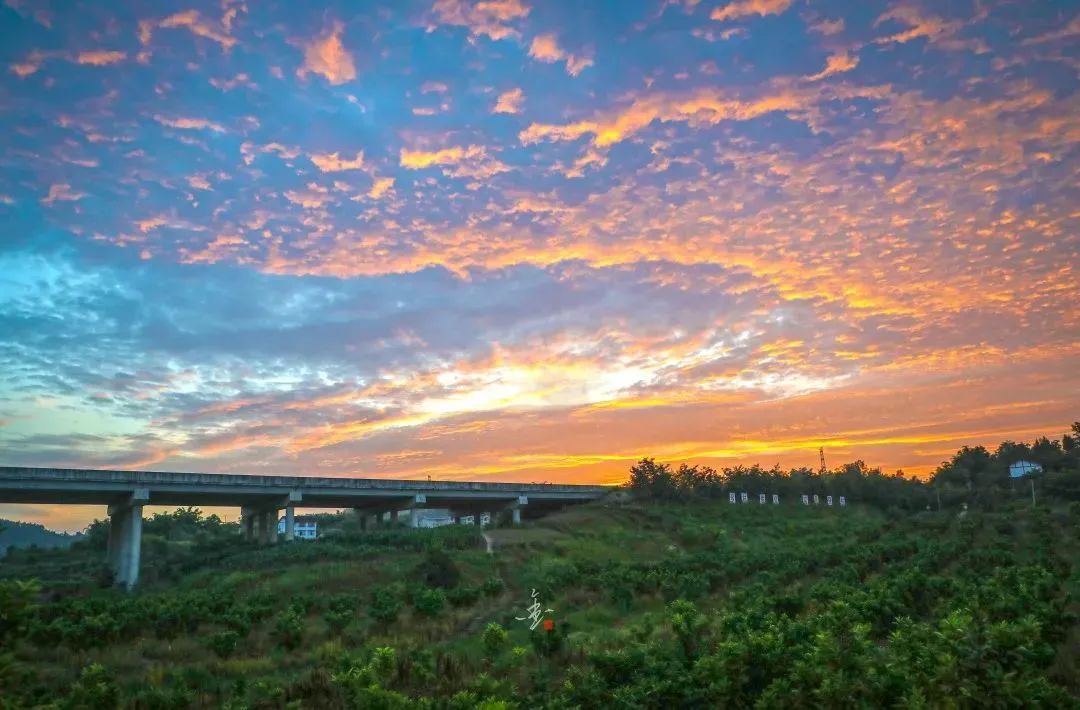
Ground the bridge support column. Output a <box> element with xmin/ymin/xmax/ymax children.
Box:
<box><xmin>260</xmin><ymin>509</ymin><xmax>279</xmax><ymax>544</ymax></box>
<box><xmin>285</xmin><ymin>505</ymin><xmax>295</xmax><ymax>541</ymax></box>
<box><xmin>407</xmin><ymin>494</ymin><xmax>427</xmax><ymax>528</ymax></box>
<box><xmin>107</xmin><ymin>488</ymin><xmax>149</xmax><ymax>590</ymax></box>
<box><xmin>507</xmin><ymin>495</ymin><xmax>527</xmax><ymax>525</ymax></box>
<box><xmin>240</xmin><ymin>507</ymin><xmax>256</xmax><ymax>540</ymax></box>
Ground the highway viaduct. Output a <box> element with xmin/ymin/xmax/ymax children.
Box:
<box><xmin>0</xmin><ymin>466</ymin><xmax>611</xmax><ymax>589</ymax></box>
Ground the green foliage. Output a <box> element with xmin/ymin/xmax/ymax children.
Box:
<box><xmin>64</xmin><ymin>664</ymin><xmax>118</xmax><ymax>710</ymax></box>
<box><xmin>273</xmin><ymin>606</ymin><xmax>304</xmax><ymax>650</ymax></box>
<box><xmin>414</xmin><ymin>548</ymin><xmax>461</xmax><ymax>589</ymax></box>
<box><xmin>0</xmin><ymin>578</ymin><xmax>39</xmax><ymax>644</ymax></box>
<box><xmin>413</xmin><ymin>587</ymin><xmax>446</xmax><ymax>617</ymax></box>
<box><xmin>482</xmin><ymin>622</ymin><xmax>508</xmax><ymax>657</ymax></box>
<box><xmin>370</xmin><ymin>585</ymin><xmax>404</xmax><ymax>624</ymax></box>
<box><xmin>480</xmin><ymin>576</ymin><xmax>504</xmax><ymax>596</ymax></box>
<box><xmin>205</xmin><ymin>629</ymin><xmax>240</xmax><ymax>658</ymax></box>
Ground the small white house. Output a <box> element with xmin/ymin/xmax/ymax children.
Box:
<box><xmin>1009</xmin><ymin>460</ymin><xmax>1043</xmax><ymax>478</ymax></box>
<box><xmin>277</xmin><ymin>517</ymin><xmax>318</xmax><ymax>540</ymax></box>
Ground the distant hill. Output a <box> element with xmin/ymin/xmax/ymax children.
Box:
<box><xmin>0</xmin><ymin>519</ymin><xmax>81</xmax><ymax>556</ymax></box>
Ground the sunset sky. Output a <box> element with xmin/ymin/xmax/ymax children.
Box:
<box><xmin>1</xmin><ymin>0</ymin><xmax>1078</xmax><ymax>530</ymax></box>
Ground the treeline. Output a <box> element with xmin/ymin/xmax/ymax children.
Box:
<box><xmin>929</xmin><ymin>422</ymin><xmax>1080</xmax><ymax>505</ymax></box>
<box><xmin>628</xmin><ymin>458</ymin><xmax>925</xmax><ymax>509</ymax></box>
<box><xmin>628</xmin><ymin>422</ymin><xmax>1080</xmax><ymax>508</ymax></box>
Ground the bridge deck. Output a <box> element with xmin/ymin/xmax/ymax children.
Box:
<box><xmin>0</xmin><ymin>466</ymin><xmax>611</xmax><ymax>509</ymax></box>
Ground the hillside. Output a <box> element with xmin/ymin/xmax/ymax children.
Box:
<box><xmin>1</xmin><ymin>497</ymin><xmax>1079</xmax><ymax>708</ymax></box>
<box><xmin>0</xmin><ymin>519</ymin><xmax>80</xmax><ymax>556</ymax></box>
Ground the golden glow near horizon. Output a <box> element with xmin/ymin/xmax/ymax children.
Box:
<box><xmin>1</xmin><ymin>0</ymin><xmax>1078</xmax><ymax>531</ymax></box>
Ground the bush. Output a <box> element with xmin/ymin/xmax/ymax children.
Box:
<box><xmin>447</xmin><ymin>585</ymin><xmax>482</xmax><ymax>607</ymax></box>
<box><xmin>482</xmin><ymin>622</ymin><xmax>508</xmax><ymax>657</ymax></box>
<box><xmin>205</xmin><ymin>629</ymin><xmax>240</xmax><ymax>658</ymax></box>
<box><xmin>481</xmin><ymin>577</ymin><xmax>504</xmax><ymax>596</ymax></box>
<box><xmin>370</xmin><ymin>586</ymin><xmax>403</xmax><ymax>625</ymax></box>
<box><xmin>0</xmin><ymin>579</ymin><xmax>39</xmax><ymax>644</ymax></box>
<box><xmin>415</xmin><ymin>549</ymin><xmax>461</xmax><ymax>589</ymax></box>
<box><xmin>413</xmin><ymin>588</ymin><xmax>446</xmax><ymax>618</ymax></box>
<box><xmin>273</xmin><ymin>607</ymin><xmax>304</xmax><ymax>650</ymax></box>
<box><xmin>64</xmin><ymin>663</ymin><xmax>118</xmax><ymax>710</ymax></box>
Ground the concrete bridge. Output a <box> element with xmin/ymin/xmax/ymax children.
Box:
<box><xmin>0</xmin><ymin>466</ymin><xmax>611</xmax><ymax>589</ymax></box>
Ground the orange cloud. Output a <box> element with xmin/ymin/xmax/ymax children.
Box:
<box><xmin>155</xmin><ymin>9</ymin><xmax>238</xmax><ymax>50</ymax></box>
<box><xmin>9</xmin><ymin>50</ymin><xmax>46</xmax><ymax>77</ymax></box>
<box><xmin>368</xmin><ymin>176</ymin><xmax>395</xmax><ymax>199</ymax></box>
<box><xmin>520</xmin><ymin>84</ymin><xmax>826</xmax><ymax>148</ymax></box>
<box><xmin>400</xmin><ymin>144</ymin><xmax>509</xmax><ymax>179</ymax></box>
<box><xmin>804</xmin><ymin>50</ymin><xmax>858</xmax><ymax>81</ymax></box>
<box><xmin>76</xmin><ymin>50</ymin><xmax>126</xmax><ymax>65</ymax></box>
<box><xmin>528</xmin><ymin>33</ymin><xmax>592</xmax><ymax>75</ymax></box>
<box><xmin>310</xmin><ymin>151</ymin><xmax>365</xmax><ymax>172</ymax></box>
<box><xmin>711</xmin><ymin>0</ymin><xmax>793</xmax><ymax>22</ymax></box>
<box><xmin>427</xmin><ymin>0</ymin><xmax>530</xmax><ymax>41</ymax></box>
<box><xmin>298</xmin><ymin>22</ymin><xmax>356</xmax><ymax>85</ymax></box>
<box><xmin>493</xmin><ymin>87</ymin><xmax>524</xmax><ymax>113</ymax></box>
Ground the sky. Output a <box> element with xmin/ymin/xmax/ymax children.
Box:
<box><xmin>1</xmin><ymin>0</ymin><xmax>1078</xmax><ymax>531</ymax></box>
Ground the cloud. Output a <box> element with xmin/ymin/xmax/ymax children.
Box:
<box><xmin>75</xmin><ymin>50</ymin><xmax>126</xmax><ymax>66</ymax></box>
<box><xmin>298</xmin><ymin>22</ymin><xmax>356</xmax><ymax>85</ymax></box>
<box><xmin>519</xmin><ymin>84</ymin><xmax>834</xmax><ymax>148</ymax></box>
<box><xmin>310</xmin><ymin>151</ymin><xmax>365</xmax><ymax>172</ymax></box>
<box><xmin>804</xmin><ymin>50</ymin><xmax>858</xmax><ymax>81</ymax></box>
<box><xmin>9</xmin><ymin>50</ymin><xmax>46</xmax><ymax>77</ymax></box>
<box><xmin>154</xmin><ymin>9</ymin><xmax>238</xmax><ymax>50</ymax></box>
<box><xmin>493</xmin><ymin>87</ymin><xmax>524</xmax><ymax>113</ymax></box>
<box><xmin>153</xmin><ymin>115</ymin><xmax>226</xmax><ymax>133</ymax></box>
<box><xmin>1021</xmin><ymin>15</ymin><xmax>1080</xmax><ymax>46</ymax></box>
<box><xmin>399</xmin><ymin>144</ymin><xmax>510</xmax><ymax>178</ymax></box>
<box><xmin>528</xmin><ymin>33</ymin><xmax>593</xmax><ymax>75</ymax></box>
<box><xmin>427</xmin><ymin>0</ymin><xmax>530</xmax><ymax>41</ymax></box>
<box><xmin>710</xmin><ymin>0</ymin><xmax>793</xmax><ymax>22</ymax></box>
<box><xmin>808</xmin><ymin>17</ymin><xmax>844</xmax><ymax>35</ymax></box>
<box><xmin>873</xmin><ymin>3</ymin><xmax>988</xmax><ymax>53</ymax></box>
<box><xmin>41</xmin><ymin>184</ymin><xmax>86</xmax><ymax>205</ymax></box>
<box><xmin>368</xmin><ymin>177</ymin><xmax>395</xmax><ymax>199</ymax></box>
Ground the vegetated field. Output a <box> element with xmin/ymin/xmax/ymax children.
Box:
<box><xmin>2</xmin><ymin>498</ymin><xmax>1079</xmax><ymax>709</ymax></box>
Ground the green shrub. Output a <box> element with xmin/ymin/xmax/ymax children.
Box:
<box><xmin>482</xmin><ymin>622</ymin><xmax>508</xmax><ymax>657</ymax></box>
<box><xmin>413</xmin><ymin>588</ymin><xmax>446</xmax><ymax>618</ymax></box>
<box><xmin>64</xmin><ymin>663</ymin><xmax>118</xmax><ymax>710</ymax></box>
<box><xmin>446</xmin><ymin>585</ymin><xmax>482</xmax><ymax>607</ymax></box>
<box><xmin>370</xmin><ymin>586</ymin><xmax>403</xmax><ymax>624</ymax></box>
<box><xmin>205</xmin><ymin>629</ymin><xmax>240</xmax><ymax>658</ymax></box>
<box><xmin>415</xmin><ymin>549</ymin><xmax>461</xmax><ymax>589</ymax></box>
<box><xmin>481</xmin><ymin>576</ymin><xmax>504</xmax><ymax>596</ymax></box>
<box><xmin>273</xmin><ymin>607</ymin><xmax>304</xmax><ymax>650</ymax></box>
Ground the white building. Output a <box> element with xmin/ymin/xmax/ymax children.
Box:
<box><xmin>277</xmin><ymin>517</ymin><xmax>318</xmax><ymax>540</ymax></box>
<box><xmin>1009</xmin><ymin>460</ymin><xmax>1042</xmax><ymax>478</ymax></box>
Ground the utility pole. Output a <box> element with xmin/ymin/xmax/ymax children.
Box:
<box><xmin>819</xmin><ymin>447</ymin><xmax>827</xmax><ymax>475</ymax></box>
<box><xmin>1031</xmin><ymin>478</ymin><xmax>1036</xmax><ymax>506</ymax></box>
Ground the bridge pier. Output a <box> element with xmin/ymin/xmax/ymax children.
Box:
<box><xmin>106</xmin><ymin>488</ymin><xmax>149</xmax><ymax>589</ymax></box>
<box><xmin>284</xmin><ymin>505</ymin><xmax>295</xmax><ymax>541</ymax></box>
<box><xmin>260</xmin><ymin>509</ymin><xmax>278</xmax><ymax>544</ymax></box>
<box><xmin>508</xmin><ymin>495</ymin><xmax>527</xmax><ymax>525</ymax></box>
